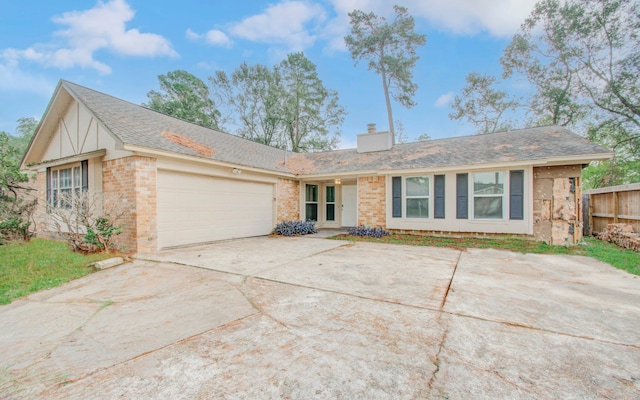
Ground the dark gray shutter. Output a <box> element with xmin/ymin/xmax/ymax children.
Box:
<box><xmin>434</xmin><ymin>174</ymin><xmax>445</xmax><ymax>219</ymax></box>
<box><xmin>456</xmin><ymin>173</ymin><xmax>468</xmax><ymax>219</ymax></box>
<box><xmin>392</xmin><ymin>177</ymin><xmax>402</xmax><ymax>218</ymax></box>
<box><xmin>81</xmin><ymin>160</ymin><xmax>89</xmax><ymax>192</ymax></box>
<box><xmin>46</xmin><ymin>167</ymin><xmax>51</xmax><ymax>206</ymax></box>
<box><xmin>509</xmin><ymin>170</ymin><xmax>524</xmax><ymax>220</ymax></box>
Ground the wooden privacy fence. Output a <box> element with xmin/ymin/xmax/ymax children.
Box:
<box><xmin>582</xmin><ymin>183</ymin><xmax>640</xmax><ymax>236</ymax></box>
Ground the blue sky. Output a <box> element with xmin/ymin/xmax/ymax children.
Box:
<box><xmin>0</xmin><ymin>0</ymin><xmax>538</xmax><ymax>148</ymax></box>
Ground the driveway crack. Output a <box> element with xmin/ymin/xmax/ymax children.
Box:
<box><xmin>439</xmin><ymin>250</ymin><xmax>463</xmax><ymax>311</ymax></box>
<box><xmin>427</xmin><ymin>316</ymin><xmax>449</xmax><ymax>391</ymax></box>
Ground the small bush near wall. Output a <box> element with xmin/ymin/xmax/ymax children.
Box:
<box><xmin>273</xmin><ymin>220</ymin><xmax>317</xmax><ymax>236</ymax></box>
<box><xmin>48</xmin><ymin>192</ymin><xmax>125</xmax><ymax>253</ymax></box>
<box><xmin>348</xmin><ymin>225</ymin><xmax>390</xmax><ymax>238</ymax></box>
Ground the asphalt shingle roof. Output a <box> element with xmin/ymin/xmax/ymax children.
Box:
<box><xmin>62</xmin><ymin>80</ymin><xmax>290</xmax><ymax>173</ymax></box>
<box><xmin>286</xmin><ymin>126</ymin><xmax>612</xmax><ymax>174</ymax></box>
<box><xmin>61</xmin><ymin>80</ymin><xmax>611</xmax><ymax>176</ymax></box>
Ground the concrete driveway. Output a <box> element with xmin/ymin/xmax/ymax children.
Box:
<box><xmin>1</xmin><ymin>236</ymin><xmax>639</xmax><ymax>399</ymax></box>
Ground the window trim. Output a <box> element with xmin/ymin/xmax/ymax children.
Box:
<box><xmin>305</xmin><ymin>184</ymin><xmax>319</xmax><ymax>221</ymax></box>
<box><xmin>47</xmin><ymin>162</ymin><xmax>88</xmax><ymax>209</ymax></box>
<box><xmin>471</xmin><ymin>171</ymin><xmax>506</xmax><ymax>220</ymax></box>
<box><xmin>325</xmin><ymin>185</ymin><xmax>336</xmax><ymax>222</ymax></box>
<box><xmin>404</xmin><ymin>175</ymin><xmax>431</xmax><ymax>219</ymax></box>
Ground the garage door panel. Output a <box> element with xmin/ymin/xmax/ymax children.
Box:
<box><xmin>157</xmin><ymin>170</ymin><xmax>274</xmax><ymax>248</ymax></box>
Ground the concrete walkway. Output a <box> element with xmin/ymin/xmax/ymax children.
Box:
<box><xmin>1</xmin><ymin>236</ymin><xmax>639</xmax><ymax>399</ymax></box>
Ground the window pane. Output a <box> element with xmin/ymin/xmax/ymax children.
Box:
<box><xmin>474</xmin><ymin>172</ymin><xmax>504</xmax><ymax>195</ymax></box>
<box><xmin>59</xmin><ymin>168</ymin><xmax>72</xmax><ymax>189</ymax></box>
<box><xmin>306</xmin><ymin>203</ymin><xmax>318</xmax><ymax>221</ymax></box>
<box><xmin>474</xmin><ymin>197</ymin><xmax>503</xmax><ymax>219</ymax></box>
<box><xmin>52</xmin><ymin>170</ymin><xmax>58</xmax><ymax>189</ymax></box>
<box><xmin>73</xmin><ymin>166</ymin><xmax>81</xmax><ymax>188</ymax></box>
<box><xmin>406</xmin><ymin>198</ymin><xmax>429</xmax><ymax>218</ymax></box>
<box><xmin>306</xmin><ymin>185</ymin><xmax>318</xmax><ymax>202</ymax></box>
<box><xmin>60</xmin><ymin>188</ymin><xmax>72</xmax><ymax>209</ymax></box>
<box><xmin>406</xmin><ymin>176</ymin><xmax>429</xmax><ymax>197</ymax></box>
<box><xmin>326</xmin><ymin>204</ymin><xmax>335</xmax><ymax>221</ymax></box>
<box><xmin>326</xmin><ymin>186</ymin><xmax>335</xmax><ymax>203</ymax></box>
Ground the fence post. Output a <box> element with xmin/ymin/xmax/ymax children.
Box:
<box><xmin>582</xmin><ymin>194</ymin><xmax>590</xmax><ymax>237</ymax></box>
<box><xmin>613</xmin><ymin>191</ymin><xmax>619</xmax><ymax>223</ymax></box>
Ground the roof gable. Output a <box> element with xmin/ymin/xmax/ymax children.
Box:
<box><xmin>22</xmin><ymin>81</ymin><xmax>123</xmax><ymax>167</ymax></box>
<box><xmin>59</xmin><ymin>81</ymin><xmax>291</xmax><ymax>173</ymax></box>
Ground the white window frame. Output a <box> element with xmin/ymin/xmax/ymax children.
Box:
<box><xmin>50</xmin><ymin>163</ymin><xmax>82</xmax><ymax>209</ymax></box>
<box><xmin>305</xmin><ymin>184</ymin><xmax>319</xmax><ymax>221</ymax></box>
<box><xmin>404</xmin><ymin>175</ymin><xmax>431</xmax><ymax>219</ymax></box>
<box><xmin>325</xmin><ymin>185</ymin><xmax>336</xmax><ymax>222</ymax></box>
<box><xmin>471</xmin><ymin>171</ymin><xmax>506</xmax><ymax>220</ymax></box>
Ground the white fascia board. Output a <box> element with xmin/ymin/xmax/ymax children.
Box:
<box><xmin>297</xmin><ymin>170</ymin><xmax>377</xmax><ymax>180</ymax></box>
<box><xmin>25</xmin><ymin>149</ymin><xmax>107</xmax><ymax>171</ymax></box>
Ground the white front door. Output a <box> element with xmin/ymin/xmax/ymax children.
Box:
<box><xmin>341</xmin><ymin>185</ymin><xmax>357</xmax><ymax>227</ymax></box>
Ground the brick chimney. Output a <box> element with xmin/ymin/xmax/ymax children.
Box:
<box><xmin>367</xmin><ymin>123</ymin><xmax>376</xmax><ymax>134</ymax></box>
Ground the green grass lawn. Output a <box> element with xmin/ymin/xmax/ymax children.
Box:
<box><xmin>333</xmin><ymin>234</ymin><xmax>640</xmax><ymax>277</ymax></box>
<box><xmin>0</xmin><ymin>238</ymin><xmax>113</xmax><ymax>305</ymax></box>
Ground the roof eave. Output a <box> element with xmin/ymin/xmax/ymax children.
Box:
<box><xmin>123</xmin><ymin>144</ymin><xmax>296</xmax><ymax>178</ymax></box>
<box><xmin>305</xmin><ymin>153</ymin><xmax>614</xmax><ymax>177</ymax></box>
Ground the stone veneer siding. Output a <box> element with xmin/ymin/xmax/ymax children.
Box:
<box><xmin>533</xmin><ymin>165</ymin><xmax>582</xmax><ymax>245</ymax></box>
<box><xmin>102</xmin><ymin>156</ymin><xmax>157</xmax><ymax>253</ymax></box>
<box><xmin>357</xmin><ymin>176</ymin><xmax>385</xmax><ymax>227</ymax></box>
<box><xmin>277</xmin><ymin>178</ymin><xmax>300</xmax><ymax>221</ymax></box>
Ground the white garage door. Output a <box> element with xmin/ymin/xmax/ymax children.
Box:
<box><xmin>157</xmin><ymin>170</ymin><xmax>274</xmax><ymax>248</ymax></box>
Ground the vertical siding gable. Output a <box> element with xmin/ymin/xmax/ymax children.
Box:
<box><xmin>39</xmin><ymin>100</ymin><xmax>117</xmax><ymax>161</ymax></box>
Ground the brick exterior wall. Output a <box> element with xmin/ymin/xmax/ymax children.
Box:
<box><xmin>276</xmin><ymin>178</ymin><xmax>300</xmax><ymax>221</ymax></box>
<box><xmin>33</xmin><ymin>171</ymin><xmax>48</xmax><ymax>234</ymax></box>
<box><xmin>357</xmin><ymin>176</ymin><xmax>385</xmax><ymax>227</ymax></box>
<box><xmin>533</xmin><ymin>165</ymin><xmax>582</xmax><ymax>245</ymax></box>
<box><xmin>103</xmin><ymin>156</ymin><xmax>157</xmax><ymax>253</ymax></box>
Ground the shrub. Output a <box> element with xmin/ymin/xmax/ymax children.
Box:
<box><xmin>49</xmin><ymin>191</ymin><xmax>125</xmax><ymax>253</ymax></box>
<box><xmin>0</xmin><ymin>131</ymin><xmax>36</xmax><ymax>243</ymax></box>
<box><xmin>84</xmin><ymin>216</ymin><xmax>123</xmax><ymax>252</ymax></box>
<box><xmin>348</xmin><ymin>225</ymin><xmax>390</xmax><ymax>238</ymax></box>
<box><xmin>273</xmin><ymin>220</ymin><xmax>317</xmax><ymax>236</ymax></box>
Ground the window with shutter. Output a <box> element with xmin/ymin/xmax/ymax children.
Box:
<box><xmin>456</xmin><ymin>173</ymin><xmax>468</xmax><ymax>219</ymax></box>
<box><xmin>509</xmin><ymin>170</ymin><xmax>524</xmax><ymax>220</ymax></box>
<box><xmin>434</xmin><ymin>175</ymin><xmax>445</xmax><ymax>219</ymax></box>
<box><xmin>392</xmin><ymin>177</ymin><xmax>402</xmax><ymax>218</ymax></box>
<box><xmin>473</xmin><ymin>171</ymin><xmax>505</xmax><ymax>219</ymax></box>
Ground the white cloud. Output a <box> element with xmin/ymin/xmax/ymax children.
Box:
<box><xmin>228</xmin><ymin>1</ymin><xmax>327</xmax><ymax>51</ymax></box>
<box><xmin>405</xmin><ymin>0</ymin><xmax>538</xmax><ymax>37</ymax></box>
<box><xmin>323</xmin><ymin>0</ymin><xmax>538</xmax><ymax>52</ymax></box>
<box><xmin>186</xmin><ymin>27</ymin><xmax>233</xmax><ymax>48</ymax></box>
<box><xmin>186</xmin><ymin>28</ymin><xmax>202</xmax><ymax>40</ymax></box>
<box><xmin>1</xmin><ymin>0</ymin><xmax>177</xmax><ymax>75</ymax></box>
<box><xmin>0</xmin><ymin>62</ymin><xmax>55</xmax><ymax>95</ymax></box>
<box><xmin>205</xmin><ymin>30</ymin><xmax>233</xmax><ymax>47</ymax></box>
<box><xmin>435</xmin><ymin>91</ymin><xmax>454</xmax><ymax>107</ymax></box>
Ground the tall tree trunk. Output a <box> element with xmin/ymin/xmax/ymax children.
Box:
<box><xmin>381</xmin><ymin>68</ymin><xmax>395</xmax><ymax>145</ymax></box>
